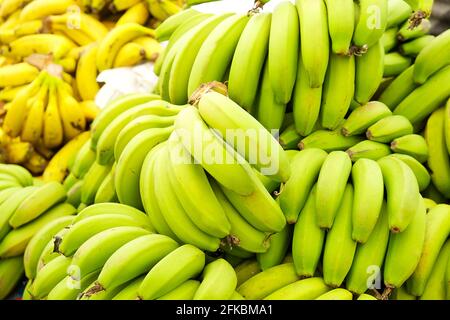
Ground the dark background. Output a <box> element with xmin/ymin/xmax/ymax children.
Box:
<box><xmin>431</xmin><ymin>0</ymin><xmax>450</xmax><ymax>34</ymax></box>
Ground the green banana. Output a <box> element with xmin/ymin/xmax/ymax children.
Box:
<box><xmin>264</xmin><ymin>277</ymin><xmax>330</xmax><ymax>300</ymax></box>
<box><xmin>36</xmin><ymin>227</ymin><xmax>70</xmax><ymax>273</ymax></box>
<box><xmin>419</xmin><ymin>240</ymin><xmax>450</xmax><ymax>300</ymax></box>
<box><xmin>71</xmin><ymin>139</ymin><xmax>96</xmax><ymax>179</ymax></box>
<box><xmin>300</xmin><ymin>129</ymin><xmax>364</xmax><ymax>152</ymax></box>
<box><xmin>357</xmin><ymin>293</ymin><xmax>378</xmax><ymax>300</ymax></box>
<box><xmin>391</xmin><ymin>134</ymin><xmax>428</xmax><ymax>163</ymax></box>
<box><xmin>80</xmin><ymin>162</ymin><xmax>112</xmax><ymax>205</ymax></box>
<box><xmin>390</xmin><ymin>154</ymin><xmax>431</xmax><ymax>191</ymax></box>
<box><xmin>94</xmin><ymin>168</ymin><xmax>118</xmax><ymax>204</ymax></box>
<box><xmin>387</xmin><ymin>0</ymin><xmax>413</xmax><ymax>28</ymax></box>
<box><xmin>0</xmin><ymin>187</ymin><xmax>21</xmax><ymax>205</ymax></box>
<box><xmin>381</xmin><ymin>27</ymin><xmax>399</xmax><ymax>52</ymax></box>
<box><xmin>292</xmin><ymin>187</ymin><xmax>325</xmax><ymax>278</ymax></box>
<box><xmin>157</xmin><ymin>280</ymin><xmax>200</xmax><ymax>300</ymax></box>
<box><xmin>80</xmin><ymin>281</ymin><xmax>129</xmax><ymax>300</ymax></box>
<box><xmin>353</xmin><ymin>0</ymin><xmax>388</xmax><ymax>48</ymax></box>
<box><xmin>66</xmin><ymin>181</ymin><xmax>83</xmax><ymax>208</ymax></box>
<box><xmin>397</xmin><ymin>18</ymin><xmax>431</xmax><ymax>42</ymax></box>
<box><xmin>112</xmin><ymin>276</ymin><xmax>145</xmax><ymax>300</ymax></box>
<box><xmin>235</xmin><ymin>260</ymin><xmax>261</xmax><ymax>287</ymax></box>
<box><xmin>0</xmin><ymin>164</ymin><xmax>33</xmax><ymax>187</ymax></box>
<box><xmin>279</xmin><ymin>124</ymin><xmax>302</xmax><ymax>150</ymax></box>
<box><xmin>256</xmin><ymin>225</ymin><xmax>291</xmax><ymax>271</ymax></box>
<box><xmin>0</xmin><ymin>256</ymin><xmax>24</xmax><ymax>300</ymax></box>
<box><xmin>384</xmin><ymin>52</ymin><xmax>412</xmax><ymax>77</ymax></box>
<box><xmin>367</xmin><ymin>115</ymin><xmax>413</xmax><ymax>143</ymax></box>
<box><xmin>193</xmin><ymin>258</ymin><xmax>237</xmax><ymax>300</ymax></box>
<box><xmin>62</xmin><ymin>174</ymin><xmax>78</xmax><ymax>192</ymax></box>
<box><xmin>379</xmin><ymin>65</ymin><xmax>418</xmax><ymax>109</ymax></box>
<box><xmin>399</xmin><ymin>35</ymin><xmax>435</xmax><ymax>56</ymax></box>
<box><xmin>155</xmin><ymin>8</ymin><xmax>201</xmax><ymax>41</ymax></box>
<box><xmin>347</xmin><ymin>140</ymin><xmax>392</xmax><ymax>162</ymax></box>
<box><xmin>391</xmin><ymin>286</ymin><xmax>416</xmax><ymax>300</ymax></box>
<box><xmin>342</xmin><ymin>101</ymin><xmax>393</xmax><ymax>137</ymax></box>
<box><xmin>316</xmin><ymin>288</ymin><xmax>353</xmax><ymax>300</ymax></box>
<box><xmin>47</xmin><ymin>270</ymin><xmax>100</xmax><ymax>300</ymax></box>
<box><xmin>445</xmin><ymin>100</ymin><xmax>450</xmax><ymax>156</ymax></box>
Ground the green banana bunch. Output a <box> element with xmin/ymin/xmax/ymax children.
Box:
<box><xmin>155</xmin><ymin>8</ymin><xmax>201</xmax><ymax>41</ymax></box>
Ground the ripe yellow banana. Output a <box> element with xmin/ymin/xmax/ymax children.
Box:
<box><xmin>0</xmin><ymin>62</ymin><xmax>39</xmax><ymax>87</ymax></box>
<box><xmin>56</xmin><ymin>79</ymin><xmax>86</xmax><ymax>141</ymax></box>
<box><xmin>116</xmin><ymin>1</ymin><xmax>149</xmax><ymax>26</ymax></box>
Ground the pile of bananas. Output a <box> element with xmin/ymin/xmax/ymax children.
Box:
<box><xmin>0</xmin><ymin>164</ymin><xmax>76</xmax><ymax>299</ymax></box>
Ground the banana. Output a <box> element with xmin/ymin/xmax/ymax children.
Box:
<box><xmin>113</xmin><ymin>42</ymin><xmax>146</xmax><ymax>68</ymax></box>
<box><xmin>264</xmin><ymin>277</ymin><xmax>330</xmax><ymax>300</ymax></box>
<box><xmin>299</xmin><ymin>129</ymin><xmax>364</xmax><ymax>152</ymax></box>
<box><xmin>387</xmin><ymin>0</ymin><xmax>413</xmax><ymax>27</ymax></box>
<box><xmin>115</xmin><ymin>127</ymin><xmax>173</xmax><ymax>209</ymax></box>
<box><xmin>390</xmin><ymin>155</ymin><xmax>430</xmax><ymax>192</ymax></box>
<box><xmin>0</xmin><ymin>62</ymin><xmax>38</xmax><ymax>87</ymax></box>
<box><xmin>279</xmin><ymin>124</ymin><xmax>302</xmax><ymax>150</ymax></box>
<box><xmin>187</xmin><ymin>14</ymin><xmax>248</xmax><ymax>98</ymax></box>
<box><xmin>0</xmin><ymin>186</ymin><xmax>36</xmax><ymax>241</ymax></box>
<box><xmin>379</xmin><ymin>65</ymin><xmax>418</xmax><ymax>110</ymax></box>
<box><xmin>353</xmin><ymin>0</ymin><xmax>388</xmax><ymax>48</ymax></box>
<box><xmin>355</xmin><ymin>41</ymin><xmax>385</xmax><ymax>104</ymax></box>
<box><xmin>347</xmin><ymin>140</ymin><xmax>392</xmax><ymax>162</ymax></box>
<box><xmin>413</xmin><ymin>29</ymin><xmax>450</xmax><ymax>84</ymax></box>
<box><xmin>154</xmin><ymin>146</ymin><xmax>221</xmax><ymax>251</ymax></box>
<box><xmin>81</xmin><ymin>162</ymin><xmax>112</xmax><ymax>205</ymax></box>
<box><xmin>0</xmin><ymin>203</ymin><xmax>75</xmax><ymax>258</ymax></box>
<box><xmin>96</xmin><ymin>23</ymin><xmax>154</xmax><ymax>72</ymax></box>
<box><xmin>316</xmin><ymin>288</ymin><xmax>353</xmax><ymax>300</ymax></box>
<box><xmin>391</xmin><ymin>134</ymin><xmax>428</xmax><ymax>163</ymax></box>
<box><xmin>80</xmin><ymin>100</ymin><xmax>100</xmax><ymax>123</ymax></box>
<box><xmin>19</xmin><ymin>0</ymin><xmax>74</xmax><ymax>21</ymax></box>
<box><xmin>227</xmin><ymin>12</ymin><xmax>271</xmax><ymax>113</ymax></box>
<box><xmin>157</xmin><ymin>280</ymin><xmax>200</xmax><ymax>300</ymax></box>
<box><xmin>36</xmin><ymin>226</ymin><xmax>70</xmax><ymax>272</ymax></box>
<box><xmin>423</xmin><ymin>183</ymin><xmax>447</xmax><ymax>206</ymax></box>
<box><xmin>324</xmin><ymin>0</ymin><xmax>354</xmax><ymax>54</ymax></box>
<box><xmin>383</xmin><ymin>198</ymin><xmax>426</xmax><ymax>290</ymax></box>
<box><xmin>192</xmin><ymin>258</ymin><xmax>236</xmax><ymax>300</ymax></box>
<box><xmin>237</xmin><ymin>263</ymin><xmax>300</xmax><ymax>300</ymax></box>
<box><xmin>366</xmin><ymin>115</ymin><xmax>413</xmax><ymax>143</ymax></box>
<box><xmin>24</xmin><ymin>215</ymin><xmax>74</xmax><ymax>280</ymax></box>
<box><xmin>112</xmin><ymin>276</ymin><xmax>145</xmax><ymax>300</ymax></box>
<box><xmin>96</xmin><ymin>100</ymin><xmax>182</xmax><ymax>165</ymax></box>
<box><xmin>155</xmin><ymin>8</ymin><xmax>200</xmax><ymax>41</ymax></box>
<box><xmin>0</xmin><ymin>256</ymin><xmax>24</xmax><ymax>300</ymax></box>
<box><xmin>48</xmin><ymin>270</ymin><xmax>100</xmax><ymax>300</ymax></box>
<box><xmin>296</xmin><ymin>0</ymin><xmax>329</xmax><ymax>88</ymax></box>
<box><xmin>316</xmin><ymin>151</ymin><xmax>352</xmax><ymax>229</ymax></box>
<box><xmin>94</xmin><ymin>169</ymin><xmax>117</xmax><ymax>204</ymax></box>
<box><xmin>266</xmin><ymin>1</ymin><xmax>299</xmax><ymax>104</ymax></box>
<box><xmin>256</xmin><ymin>225</ymin><xmax>290</xmax><ymax>271</ymax></box>
<box><xmin>0</xmin><ymin>187</ymin><xmax>21</xmax><ymax>205</ymax></box>
<box><xmin>80</xmin><ymin>280</ymin><xmax>129</xmax><ymax>300</ymax></box>
<box><xmin>381</xmin><ymin>27</ymin><xmax>399</xmax><ymax>52</ymax></box>
<box><xmin>168</xmin><ymin>14</ymin><xmax>232</xmax><ymax>105</ymax></box>
<box><xmin>50</xmin><ymin>23</ymin><xmax>94</xmax><ymax>47</ymax></box>
<box><xmin>419</xmin><ymin>240</ymin><xmax>450</xmax><ymax>300</ymax></box>
<box><xmin>197</xmin><ymin>91</ymin><xmax>291</xmax><ymax>183</ymax></box>
<box><xmin>292</xmin><ymin>187</ymin><xmax>325</xmax><ymax>278</ymax></box>
<box><xmin>117</xmin><ymin>2</ymin><xmax>149</xmax><ymax>26</ymax></box>
<box><xmin>71</xmin><ymin>141</ymin><xmax>96</xmax><ymax>180</ymax></box>
<box><xmin>29</xmin><ymin>255</ymin><xmax>72</xmax><ymax>299</ymax></box>
<box><xmin>71</xmin><ymin>226</ymin><xmax>151</xmax><ymax>277</ymax></box>
<box><xmin>425</xmin><ymin>108</ymin><xmax>450</xmax><ymax>198</ymax></box>
<box><xmin>90</xmin><ymin>234</ymin><xmax>179</xmax><ymax>293</ymax></box>
<box><xmin>133</xmin><ymin>36</ymin><xmax>162</xmax><ymax>61</ymax></box>
<box><xmin>174</xmin><ymin>106</ymin><xmax>255</xmax><ymax>196</ymax></box>
<box><xmin>211</xmin><ymin>180</ymin><xmax>270</xmax><ymax>254</ymax></box>
<box><xmin>321</xmin><ymin>53</ymin><xmax>355</xmax><ymax>130</ymax></box>
<box><xmin>58</xmin><ymin>213</ymin><xmax>153</xmax><ymax>257</ymax></box>
<box><xmin>292</xmin><ymin>54</ymin><xmax>322</xmax><ymax>137</ymax></box>
<box><xmin>408</xmin><ymin>205</ymin><xmax>450</xmax><ymax>296</ymax></box>
<box><xmin>235</xmin><ymin>260</ymin><xmax>261</xmax><ymax>287</ymax></box>
<box><xmin>323</xmin><ymin>184</ymin><xmax>357</xmax><ymax>287</ymax></box>
<box><xmin>445</xmin><ymin>99</ymin><xmax>450</xmax><ymax>155</ymax></box>
<box><xmin>391</xmin><ymin>286</ymin><xmax>416</xmax><ymax>300</ymax></box>
<box><xmin>57</xmin><ymin>82</ymin><xmax>86</xmax><ymax>141</ymax></box>
<box><xmin>76</xmin><ymin>44</ymin><xmax>99</xmax><ymax>102</ymax></box>
<box><xmin>279</xmin><ymin>148</ymin><xmax>327</xmax><ymax>224</ymax></box>
<box><xmin>384</xmin><ymin>52</ymin><xmax>412</xmax><ymax>77</ymax></box>
<box><xmin>0</xmin><ymin>164</ymin><xmax>33</xmax><ymax>186</ymax></box>
<box><xmin>352</xmin><ymin>159</ymin><xmax>385</xmax><ymax>243</ymax></box>
<box><xmin>168</xmin><ymin>133</ymin><xmax>230</xmax><ymax>238</ymax></box>
<box><xmin>358</xmin><ymin>293</ymin><xmax>378</xmax><ymax>300</ymax></box>
<box><xmin>43</xmin><ymin>79</ymin><xmax>63</xmax><ymax>149</ymax></box>
<box><xmin>9</xmin><ymin>34</ymin><xmax>75</xmax><ymax>59</ymax></box>
<box><xmin>9</xmin><ymin>182</ymin><xmax>66</xmax><ymax>228</ymax></box>
<box><xmin>148</xmin><ymin>0</ymin><xmax>181</xmax><ymax>21</ymax></box>
<box><xmin>347</xmin><ymin>202</ymin><xmax>390</xmax><ymax>294</ymax></box>
<box><xmin>399</xmin><ymin>35</ymin><xmax>435</xmax><ymax>56</ymax></box>
<box><xmin>0</xmin><ymin>0</ymin><xmax>30</xmax><ymax>19</ymax></box>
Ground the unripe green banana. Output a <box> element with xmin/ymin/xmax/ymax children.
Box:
<box><xmin>66</xmin><ymin>181</ymin><xmax>83</xmax><ymax>208</ymax></box>
<box><xmin>367</xmin><ymin>115</ymin><xmax>413</xmax><ymax>143</ymax></box>
<box><xmin>379</xmin><ymin>66</ymin><xmax>418</xmax><ymax>109</ymax></box>
<box><xmin>155</xmin><ymin>8</ymin><xmax>201</xmax><ymax>41</ymax></box>
<box><xmin>29</xmin><ymin>255</ymin><xmax>72</xmax><ymax>300</ymax></box>
<box><xmin>228</xmin><ymin>12</ymin><xmax>271</xmax><ymax>114</ymax></box>
<box><xmin>93</xmin><ymin>234</ymin><xmax>179</xmax><ymax>293</ymax></box>
<box><xmin>279</xmin><ymin>149</ymin><xmax>327</xmax><ymax>224</ymax></box>
<box><xmin>112</xmin><ymin>276</ymin><xmax>145</xmax><ymax>300</ymax></box>
<box><xmin>352</xmin><ymin>159</ymin><xmax>385</xmax><ymax>243</ymax></box>
<box><xmin>381</xmin><ymin>27</ymin><xmax>399</xmax><ymax>52</ymax></box>
<box><xmin>390</xmin><ymin>154</ymin><xmax>431</xmax><ymax>191</ymax></box>
<box><xmin>387</xmin><ymin>0</ymin><xmax>413</xmax><ymax>28</ymax></box>
<box><xmin>355</xmin><ymin>41</ymin><xmax>385</xmax><ymax>104</ymax></box>
<box><xmin>292</xmin><ymin>187</ymin><xmax>325</xmax><ymax>278</ymax></box>
<box><xmin>237</xmin><ymin>263</ymin><xmax>300</xmax><ymax>300</ymax></box>
<box><xmin>413</xmin><ymin>29</ymin><xmax>450</xmax><ymax>84</ymax></box>
<box><xmin>157</xmin><ymin>280</ymin><xmax>200</xmax><ymax>300</ymax></box>
<box><xmin>81</xmin><ymin>162</ymin><xmax>112</xmax><ymax>205</ymax></box>
<box><xmin>94</xmin><ymin>168</ymin><xmax>117</xmax><ymax>204</ymax></box>
<box><xmin>445</xmin><ymin>100</ymin><xmax>450</xmax><ymax>155</ymax></box>
<box><xmin>37</xmin><ymin>227</ymin><xmax>70</xmax><ymax>273</ymax></box>
<box><xmin>347</xmin><ymin>202</ymin><xmax>390</xmax><ymax>294</ymax></box>
<box><xmin>391</xmin><ymin>134</ymin><xmax>428</xmax><ymax>163</ymax></box>
<box><xmin>193</xmin><ymin>258</ymin><xmax>237</xmax><ymax>300</ymax></box>
<box><xmin>47</xmin><ymin>270</ymin><xmax>100</xmax><ymax>301</ymax></box>
<box><xmin>357</xmin><ymin>293</ymin><xmax>378</xmax><ymax>300</ymax></box>
<box><xmin>325</xmin><ymin>0</ymin><xmax>354</xmax><ymax>55</ymax></box>
<box><xmin>268</xmin><ymin>0</ymin><xmax>299</xmax><ymax>104</ymax></box>
<box><xmin>299</xmin><ymin>130</ymin><xmax>364</xmax><ymax>153</ymax></box>
<box><xmin>257</xmin><ymin>225</ymin><xmax>291</xmax><ymax>271</ymax></box>
<box><xmin>321</xmin><ymin>53</ymin><xmax>355</xmax><ymax>130</ymax></box>
<box><xmin>235</xmin><ymin>260</ymin><xmax>261</xmax><ymax>287</ymax></box>
<box><xmin>347</xmin><ymin>140</ymin><xmax>392</xmax><ymax>162</ymax></box>
<box><xmin>391</xmin><ymin>286</ymin><xmax>416</xmax><ymax>300</ymax></box>
<box><xmin>0</xmin><ymin>164</ymin><xmax>33</xmax><ymax>187</ymax></box>
<box><xmin>0</xmin><ymin>256</ymin><xmax>24</xmax><ymax>300</ymax></box>
<box><xmin>296</xmin><ymin>0</ymin><xmax>329</xmax><ymax>88</ymax></box>
<box><xmin>323</xmin><ymin>184</ymin><xmax>357</xmax><ymax>287</ymax></box>
<box><xmin>384</xmin><ymin>52</ymin><xmax>412</xmax><ymax>77</ymax></box>
<box><xmin>138</xmin><ymin>244</ymin><xmax>205</xmax><ymax>300</ymax></box>
<box><xmin>80</xmin><ymin>281</ymin><xmax>129</xmax><ymax>300</ymax></box>
<box><xmin>394</xmin><ymin>65</ymin><xmax>450</xmax><ymax>126</ymax></box>
<box><xmin>71</xmin><ymin>140</ymin><xmax>96</xmax><ymax>179</ymax></box>
<box><xmin>419</xmin><ymin>240</ymin><xmax>450</xmax><ymax>300</ymax></box>
<box><xmin>316</xmin><ymin>288</ymin><xmax>353</xmax><ymax>300</ymax></box>
<box><xmin>408</xmin><ymin>204</ymin><xmax>450</xmax><ymax>296</ymax></box>
<box><xmin>353</xmin><ymin>0</ymin><xmax>388</xmax><ymax>48</ymax></box>
<box><xmin>342</xmin><ymin>101</ymin><xmax>392</xmax><ymax>137</ymax></box>
<box><xmin>397</xmin><ymin>18</ymin><xmax>431</xmax><ymax>42</ymax></box>
<box><xmin>384</xmin><ymin>198</ymin><xmax>426</xmax><ymax>289</ymax></box>
<box><xmin>264</xmin><ymin>277</ymin><xmax>330</xmax><ymax>300</ymax></box>
<box><xmin>423</xmin><ymin>198</ymin><xmax>437</xmax><ymax>212</ymax></box>
<box><xmin>63</xmin><ymin>174</ymin><xmax>78</xmax><ymax>192</ymax></box>
<box><xmin>399</xmin><ymin>35</ymin><xmax>435</xmax><ymax>57</ymax></box>
<box><xmin>316</xmin><ymin>151</ymin><xmax>352</xmax><ymax>229</ymax></box>
<box><xmin>425</xmin><ymin>108</ymin><xmax>450</xmax><ymax>198</ymax></box>
<box><xmin>279</xmin><ymin>124</ymin><xmax>302</xmax><ymax>150</ymax></box>
<box><xmin>292</xmin><ymin>55</ymin><xmax>322</xmax><ymax>137</ymax></box>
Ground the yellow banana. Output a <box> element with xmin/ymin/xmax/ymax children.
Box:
<box><xmin>56</xmin><ymin>79</ymin><xmax>86</xmax><ymax>141</ymax></box>
<box><xmin>21</xmin><ymin>78</ymin><xmax>49</xmax><ymax>144</ymax></box>
<box><xmin>117</xmin><ymin>2</ymin><xmax>149</xmax><ymax>26</ymax></box>
<box><xmin>0</xmin><ymin>62</ymin><xmax>39</xmax><ymax>87</ymax></box>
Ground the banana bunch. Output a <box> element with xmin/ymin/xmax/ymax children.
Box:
<box><xmin>22</xmin><ymin>202</ymin><xmax>240</xmax><ymax>300</ymax></box>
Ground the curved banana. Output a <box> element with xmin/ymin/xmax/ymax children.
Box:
<box><xmin>378</xmin><ymin>65</ymin><xmax>418</xmax><ymax>109</ymax></box>
<box><xmin>112</xmin><ymin>276</ymin><xmax>145</xmax><ymax>300</ymax></box>
<box><xmin>0</xmin><ymin>62</ymin><xmax>39</xmax><ymax>87</ymax></box>
<box><xmin>9</xmin><ymin>34</ymin><xmax>75</xmax><ymax>59</ymax></box>
<box><xmin>367</xmin><ymin>115</ymin><xmax>413</xmax><ymax>143</ymax></box>
<box><xmin>400</xmin><ymin>35</ymin><xmax>435</xmax><ymax>56</ymax></box>
<box><xmin>325</xmin><ymin>0</ymin><xmax>354</xmax><ymax>55</ymax></box>
<box><xmin>43</xmin><ymin>79</ymin><xmax>64</xmax><ymax>149</ymax></box>
<box><xmin>0</xmin><ymin>163</ymin><xmax>33</xmax><ymax>186</ymax></box>
<box><xmin>384</xmin><ymin>52</ymin><xmax>413</xmax><ymax>77</ymax></box>
<box><xmin>387</xmin><ymin>0</ymin><xmax>413</xmax><ymax>28</ymax></box>
<box><xmin>56</xmin><ymin>80</ymin><xmax>86</xmax><ymax>141</ymax></box>
<box><xmin>157</xmin><ymin>280</ymin><xmax>200</xmax><ymax>300</ymax></box>
<box><xmin>347</xmin><ymin>140</ymin><xmax>392</xmax><ymax>162</ymax></box>
<box><xmin>113</xmin><ymin>42</ymin><xmax>146</xmax><ymax>68</ymax></box>
<box><xmin>80</xmin><ymin>162</ymin><xmax>111</xmax><ymax>205</ymax></box>
<box><xmin>155</xmin><ymin>8</ymin><xmax>200</xmax><ymax>41</ymax></box>
<box><xmin>76</xmin><ymin>44</ymin><xmax>99</xmax><ymax>102</ymax></box>
<box><xmin>316</xmin><ymin>288</ymin><xmax>353</xmax><ymax>300</ymax></box>
<box><xmin>391</xmin><ymin>134</ymin><xmax>428</xmax><ymax>163</ymax></box>
<box><xmin>256</xmin><ymin>225</ymin><xmax>291</xmax><ymax>271</ymax></box>
<box><xmin>193</xmin><ymin>259</ymin><xmax>236</xmax><ymax>300</ymax></box>
<box><xmin>19</xmin><ymin>0</ymin><xmax>74</xmax><ymax>22</ymax></box>
<box><xmin>0</xmin><ymin>256</ymin><xmax>24</xmax><ymax>300</ymax></box>
<box><xmin>48</xmin><ymin>270</ymin><xmax>100</xmax><ymax>300</ymax></box>
<box><xmin>116</xmin><ymin>2</ymin><xmax>149</xmax><ymax>26</ymax></box>
<box><xmin>94</xmin><ymin>169</ymin><xmax>117</xmax><ymax>204</ymax></box>
<box><xmin>353</xmin><ymin>0</ymin><xmax>388</xmax><ymax>48</ymax></box>
<box><xmin>264</xmin><ymin>277</ymin><xmax>330</xmax><ymax>300</ymax></box>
